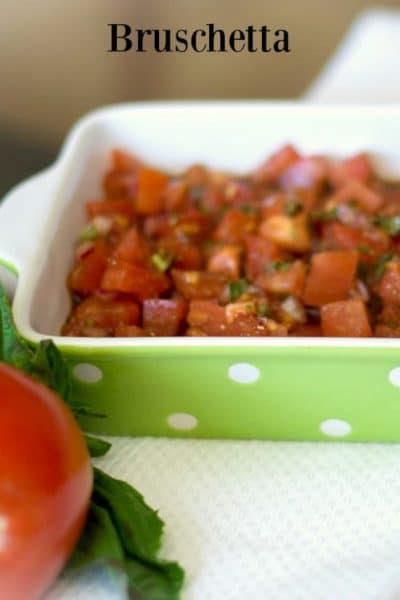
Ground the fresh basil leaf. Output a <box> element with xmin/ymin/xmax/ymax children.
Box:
<box><xmin>31</xmin><ymin>339</ymin><xmax>72</xmax><ymax>403</ymax></box>
<box><xmin>0</xmin><ymin>283</ymin><xmax>32</xmax><ymax>371</ymax></box>
<box><xmin>69</xmin><ymin>501</ymin><xmax>125</xmax><ymax>569</ymax></box>
<box><xmin>90</xmin><ymin>468</ymin><xmax>184</xmax><ymax>599</ymax></box>
<box><xmin>93</xmin><ymin>468</ymin><xmax>164</xmax><ymax>558</ymax></box>
<box><xmin>123</xmin><ymin>555</ymin><xmax>184</xmax><ymax>600</ymax></box>
<box><xmin>85</xmin><ymin>435</ymin><xmax>112</xmax><ymax>458</ymax></box>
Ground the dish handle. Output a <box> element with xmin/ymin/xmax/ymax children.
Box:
<box><xmin>0</xmin><ymin>169</ymin><xmax>57</xmax><ymax>295</ymax></box>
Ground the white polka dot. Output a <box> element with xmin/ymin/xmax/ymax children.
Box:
<box><xmin>228</xmin><ymin>363</ymin><xmax>260</xmax><ymax>384</ymax></box>
<box><xmin>167</xmin><ymin>413</ymin><xmax>198</xmax><ymax>431</ymax></box>
<box><xmin>73</xmin><ymin>363</ymin><xmax>103</xmax><ymax>383</ymax></box>
<box><xmin>320</xmin><ymin>419</ymin><xmax>352</xmax><ymax>437</ymax></box>
<box><xmin>389</xmin><ymin>367</ymin><xmax>400</xmax><ymax>387</ymax></box>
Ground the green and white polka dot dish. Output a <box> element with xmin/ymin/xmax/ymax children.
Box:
<box><xmin>2</xmin><ymin>102</ymin><xmax>400</xmax><ymax>442</ymax></box>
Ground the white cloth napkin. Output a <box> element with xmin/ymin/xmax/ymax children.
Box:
<box><xmin>47</xmin><ymin>9</ymin><xmax>400</xmax><ymax>600</ymax></box>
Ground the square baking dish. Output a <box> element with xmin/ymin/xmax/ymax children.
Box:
<box><xmin>2</xmin><ymin>101</ymin><xmax>400</xmax><ymax>442</ymax></box>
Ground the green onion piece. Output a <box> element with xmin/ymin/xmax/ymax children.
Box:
<box><xmin>79</xmin><ymin>224</ymin><xmax>98</xmax><ymax>242</ymax></box>
<box><xmin>228</xmin><ymin>279</ymin><xmax>248</xmax><ymax>301</ymax></box>
<box><xmin>373</xmin><ymin>253</ymin><xmax>393</xmax><ymax>281</ymax></box>
<box><xmin>151</xmin><ymin>251</ymin><xmax>173</xmax><ymax>272</ymax></box>
<box><xmin>374</xmin><ymin>215</ymin><xmax>400</xmax><ymax>237</ymax></box>
<box><xmin>265</xmin><ymin>261</ymin><xmax>292</xmax><ymax>273</ymax></box>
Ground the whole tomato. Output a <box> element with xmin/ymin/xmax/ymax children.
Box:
<box><xmin>0</xmin><ymin>363</ymin><xmax>92</xmax><ymax>600</ymax></box>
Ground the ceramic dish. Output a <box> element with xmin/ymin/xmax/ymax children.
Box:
<box><xmin>2</xmin><ymin>101</ymin><xmax>400</xmax><ymax>441</ymax></box>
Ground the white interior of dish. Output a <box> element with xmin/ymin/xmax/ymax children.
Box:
<box><xmin>11</xmin><ymin>102</ymin><xmax>400</xmax><ymax>347</ymax></box>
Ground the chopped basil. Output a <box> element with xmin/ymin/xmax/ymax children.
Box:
<box><xmin>374</xmin><ymin>215</ymin><xmax>400</xmax><ymax>237</ymax></box>
<box><xmin>240</xmin><ymin>204</ymin><xmax>254</xmax><ymax>214</ymax></box>
<box><xmin>151</xmin><ymin>251</ymin><xmax>173</xmax><ymax>272</ymax></box>
<box><xmin>228</xmin><ymin>279</ymin><xmax>248</xmax><ymax>301</ymax></box>
<box><xmin>310</xmin><ymin>207</ymin><xmax>338</xmax><ymax>222</ymax></box>
<box><xmin>265</xmin><ymin>261</ymin><xmax>292</xmax><ymax>273</ymax></box>
<box><xmin>257</xmin><ymin>301</ymin><xmax>270</xmax><ymax>317</ymax></box>
<box><xmin>373</xmin><ymin>253</ymin><xmax>393</xmax><ymax>281</ymax></box>
<box><xmin>357</xmin><ymin>245</ymin><xmax>372</xmax><ymax>256</ymax></box>
<box><xmin>385</xmin><ymin>320</ymin><xmax>398</xmax><ymax>329</ymax></box>
<box><xmin>79</xmin><ymin>223</ymin><xmax>98</xmax><ymax>242</ymax></box>
<box><xmin>284</xmin><ymin>198</ymin><xmax>303</xmax><ymax>217</ymax></box>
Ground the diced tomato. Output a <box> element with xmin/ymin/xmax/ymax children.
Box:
<box><xmin>378</xmin><ymin>261</ymin><xmax>400</xmax><ymax>304</ymax></box>
<box><xmin>303</xmin><ymin>251</ymin><xmax>358</xmax><ymax>306</ymax></box>
<box><xmin>113</xmin><ymin>227</ymin><xmax>150</xmax><ymax>265</ymax></box>
<box><xmin>174</xmin><ymin>209</ymin><xmax>213</xmax><ymax>242</ymax></box>
<box><xmin>114</xmin><ymin>323</ymin><xmax>145</xmax><ymax>337</ymax></box>
<box><xmin>144</xmin><ymin>215</ymin><xmax>174</xmax><ymax>238</ymax></box>
<box><xmin>65</xmin><ymin>296</ymin><xmax>140</xmax><ymax>336</ymax></box>
<box><xmin>183</xmin><ymin>164</ymin><xmax>210</xmax><ymax>187</ymax></box>
<box><xmin>164</xmin><ymin>179</ymin><xmax>188</xmax><ymax>212</ymax></box>
<box><xmin>259</xmin><ymin>213</ymin><xmax>311</xmax><ymax>252</ymax></box>
<box><xmin>68</xmin><ymin>240</ymin><xmax>110</xmax><ymax>296</ymax></box>
<box><xmin>260</xmin><ymin>193</ymin><xmax>286</xmax><ymax>219</ymax></box>
<box><xmin>103</xmin><ymin>172</ymin><xmax>137</xmax><ymax>198</ymax></box>
<box><xmin>101</xmin><ymin>260</ymin><xmax>170</xmax><ymax>300</ymax></box>
<box><xmin>213</xmin><ymin>209</ymin><xmax>257</xmax><ymax>243</ymax></box>
<box><xmin>187</xmin><ymin>300</ymin><xmax>287</xmax><ymax>336</ymax></box>
<box><xmin>279</xmin><ymin>156</ymin><xmax>328</xmax><ymax>192</ymax></box>
<box><xmin>321</xmin><ymin>299</ymin><xmax>372</xmax><ymax>337</ymax></box>
<box><xmin>143</xmin><ymin>298</ymin><xmax>187</xmax><ymax>336</ymax></box>
<box><xmin>375</xmin><ymin>304</ymin><xmax>400</xmax><ymax>337</ymax></box>
<box><xmin>136</xmin><ymin>166</ymin><xmax>168</xmax><ymax>215</ymax></box>
<box><xmin>329</xmin><ymin>181</ymin><xmax>383</xmax><ymax>214</ymax></box>
<box><xmin>111</xmin><ymin>148</ymin><xmax>139</xmax><ymax>172</ymax></box>
<box><xmin>253</xmin><ymin>145</ymin><xmax>301</xmax><ymax>183</ymax></box>
<box><xmin>86</xmin><ymin>198</ymin><xmax>135</xmax><ymax>219</ymax></box>
<box><xmin>222</xmin><ymin>180</ymin><xmax>254</xmax><ymax>207</ymax></box>
<box><xmin>244</xmin><ymin>235</ymin><xmax>284</xmax><ymax>280</ymax></box>
<box><xmin>323</xmin><ymin>222</ymin><xmax>389</xmax><ymax>262</ymax></box>
<box><xmin>207</xmin><ymin>244</ymin><xmax>242</xmax><ymax>280</ymax></box>
<box><xmin>158</xmin><ymin>236</ymin><xmax>203</xmax><ymax>270</ymax></box>
<box><xmin>171</xmin><ymin>270</ymin><xmax>226</xmax><ymax>300</ymax></box>
<box><xmin>330</xmin><ymin>153</ymin><xmax>373</xmax><ymax>187</ymax></box>
<box><xmin>256</xmin><ymin>260</ymin><xmax>305</xmax><ymax>297</ymax></box>
<box><xmin>145</xmin><ymin>211</ymin><xmax>211</xmax><ymax>242</ymax></box>
<box><xmin>291</xmin><ymin>323</ymin><xmax>322</xmax><ymax>337</ymax></box>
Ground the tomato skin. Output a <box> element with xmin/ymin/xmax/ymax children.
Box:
<box><xmin>253</xmin><ymin>144</ymin><xmax>301</xmax><ymax>183</ymax></box>
<box><xmin>329</xmin><ymin>181</ymin><xmax>383</xmax><ymax>214</ymax></box>
<box><xmin>303</xmin><ymin>251</ymin><xmax>358</xmax><ymax>307</ymax></box>
<box><xmin>378</xmin><ymin>261</ymin><xmax>400</xmax><ymax>304</ymax></box>
<box><xmin>143</xmin><ymin>298</ymin><xmax>187</xmax><ymax>336</ymax></box>
<box><xmin>321</xmin><ymin>299</ymin><xmax>372</xmax><ymax>337</ymax></box>
<box><xmin>136</xmin><ymin>167</ymin><xmax>169</xmax><ymax>215</ymax></box>
<box><xmin>68</xmin><ymin>240</ymin><xmax>110</xmax><ymax>296</ymax></box>
<box><xmin>86</xmin><ymin>198</ymin><xmax>135</xmax><ymax>218</ymax></box>
<box><xmin>256</xmin><ymin>260</ymin><xmax>306</xmax><ymax>297</ymax></box>
<box><xmin>101</xmin><ymin>260</ymin><xmax>170</xmax><ymax>300</ymax></box>
<box><xmin>0</xmin><ymin>364</ymin><xmax>92</xmax><ymax>600</ymax></box>
<box><xmin>244</xmin><ymin>235</ymin><xmax>284</xmax><ymax>280</ymax></box>
<box><xmin>213</xmin><ymin>209</ymin><xmax>256</xmax><ymax>244</ymax></box>
<box><xmin>171</xmin><ymin>270</ymin><xmax>226</xmax><ymax>300</ymax></box>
